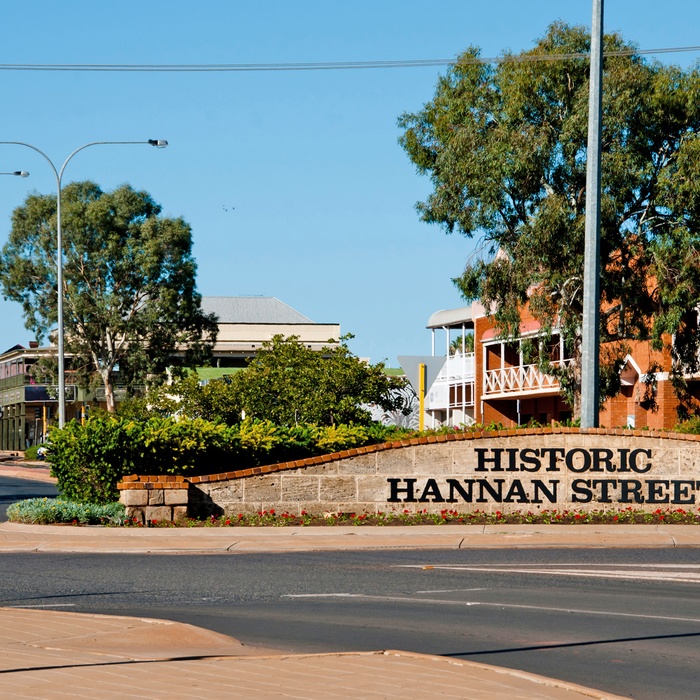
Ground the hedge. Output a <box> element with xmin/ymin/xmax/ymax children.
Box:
<box><xmin>46</xmin><ymin>416</ymin><xmax>407</xmax><ymax>504</ymax></box>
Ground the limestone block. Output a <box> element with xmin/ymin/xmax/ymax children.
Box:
<box><xmin>337</xmin><ymin>453</ymin><xmax>377</xmax><ymax>475</ymax></box>
<box><xmin>164</xmin><ymin>488</ymin><xmax>189</xmax><ymax>506</ymax></box>
<box><xmin>148</xmin><ymin>489</ymin><xmax>165</xmax><ymax>505</ymax></box>
<box><xmin>145</xmin><ymin>505</ymin><xmax>172</xmax><ymax>522</ymax></box>
<box><xmin>244</xmin><ymin>476</ymin><xmax>282</xmax><ymax>502</ymax></box>
<box><xmin>335</xmin><ymin>502</ymin><xmax>377</xmax><ymax>515</ymax></box>
<box><xmin>375</xmin><ymin>448</ymin><xmax>413</xmax><ymax>475</ymax></box>
<box><xmin>292</xmin><ymin>502</ymin><xmax>327</xmax><ymax>515</ymax></box>
<box><xmin>652</xmin><ymin>448</ymin><xmax>681</xmax><ymax>475</ymax></box>
<box><xmin>223</xmin><ymin>503</ymin><xmax>262</xmax><ymax>516</ymax></box>
<box><xmin>172</xmin><ymin>506</ymin><xmax>188</xmax><ymax>521</ymax></box>
<box><xmin>120</xmin><ymin>489</ymin><xmax>148</xmax><ymax>507</ymax></box>
<box><xmin>452</xmin><ymin>444</ymin><xmax>480</xmax><ymax>473</ymax></box>
<box><xmin>356</xmin><ymin>475</ymin><xmax>396</xmax><ymax>503</ymax></box>
<box><xmin>281</xmin><ymin>475</ymin><xmax>320</xmax><ymax>502</ymax></box>
<box><xmin>319</xmin><ymin>476</ymin><xmax>357</xmax><ymax>502</ymax></box>
<box><xmin>293</xmin><ymin>462</ymin><xmax>337</xmax><ymax>476</ymax></box>
<box><xmin>125</xmin><ymin>506</ymin><xmax>144</xmax><ymax>523</ymax></box>
<box><xmin>412</xmin><ymin>445</ymin><xmax>453</xmax><ymax>475</ymax></box>
<box><xmin>678</xmin><ymin>448</ymin><xmax>700</xmax><ymax>476</ymax></box>
<box><xmin>201</xmin><ymin>481</ymin><xmax>245</xmax><ymax>504</ymax></box>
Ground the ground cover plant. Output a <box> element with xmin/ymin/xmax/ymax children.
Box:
<box><xmin>6</xmin><ymin>498</ymin><xmax>126</xmax><ymax>525</ymax></box>
<box><xmin>9</xmin><ymin>499</ymin><xmax>700</xmax><ymax>527</ymax></box>
<box><xmin>170</xmin><ymin>507</ymin><xmax>700</xmax><ymax>527</ymax></box>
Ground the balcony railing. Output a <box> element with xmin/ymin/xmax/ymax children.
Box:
<box><xmin>427</xmin><ymin>353</ymin><xmax>475</xmax><ymax>410</ymax></box>
<box><xmin>483</xmin><ymin>359</ymin><xmax>573</xmax><ymax>397</ymax></box>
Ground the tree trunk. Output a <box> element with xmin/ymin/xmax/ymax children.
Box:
<box><xmin>99</xmin><ymin>369</ymin><xmax>117</xmax><ymax>413</ymax></box>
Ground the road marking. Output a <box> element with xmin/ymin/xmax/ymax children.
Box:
<box><xmin>281</xmin><ymin>593</ymin><xmax>700</xmax><ymax>624</ymax></box>
<box><xmin>415</xmin><ymin>588</ymin><xmax>487</xmax><ymax>594</ymax></box>
<box><xmin>282</xmin><ymin>593</ymin><xmax>360</xmax><ymax>598</ymax></box>
<box><xmin>395</xmin><ymin>564</ymin><xmax>700</xmax><ymax>584</ymax></box>
<box><xmin>5</xmin><ymin>603</ymin><xmax>76</xmax><ymax>608</ymax></box>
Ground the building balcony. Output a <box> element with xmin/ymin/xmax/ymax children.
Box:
<box><xmin>483</xmin><ymin>359</ymin><xmax>573</xmax><ymax>399</ymax></box>
<box><xmin>427</xmin><ymin>353</ymin><xmax>475</xmax><ymax>410</ymax></box>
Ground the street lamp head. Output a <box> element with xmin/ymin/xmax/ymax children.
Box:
<box><xmin>148</xmin><ymin>139</ymin><xmax>168</xmax><ymax>148</ymax></box>
<box><xmin>15</xmin><ymin>171</ymin><xmax>29</xmax><ymax>177</ymax></box>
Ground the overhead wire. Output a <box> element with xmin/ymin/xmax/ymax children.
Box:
<box><xmin>0</xmin><ymin>45</ymin><xmax>697</xmax><ymax>72</ymax></box>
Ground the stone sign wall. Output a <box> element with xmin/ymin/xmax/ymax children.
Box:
<box><xmin>118</xmin><ymin>428</ymin><xmax>700</xmax><ymax>521</ymax></box>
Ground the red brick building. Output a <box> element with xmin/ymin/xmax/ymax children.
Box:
<box><xmin>425</xmin><ymin>303</ymin><xmax>686</xmax><ymax>430</ymax></box>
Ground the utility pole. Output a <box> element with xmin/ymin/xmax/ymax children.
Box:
<box><xmin>580</xmin><ymin>0</ymin><xmax>604</xmax><ymax>428</ymax></box>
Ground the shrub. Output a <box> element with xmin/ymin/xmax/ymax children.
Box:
<box><xmin>46</xmin><ymin>415</ymin><xmax>426</xmax><ymax>505</ymax></box>
<box><xmin>139</xmin><ymin>416</ymin><xmax>238</xmax><ymax>475</ymax></box>
<box><xmin>47</xmin><ymin>416</ymin><xmax>142</xmax><ymax>504</ymax></box>
<box><xmin>24</xmin><ymin>444</ymin><xmax>41</xmax><ymax>460</ymax></box>
<box><xmin>315</xmin><ymin>424</ymin><xmax>369</xmax><ymax>452</ymax></box>
<box><xmin>675</xmin><ymin>417</ymin><xmax>700</xmax><ymax>434</ymax></box>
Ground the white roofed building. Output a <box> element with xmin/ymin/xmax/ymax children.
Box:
<box><xmin>202</xmin><ymin>296</ymin><xmax>341</xmax><ymax>368</ymax></box>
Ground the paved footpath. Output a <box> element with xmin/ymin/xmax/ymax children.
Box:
<box><xmin>0</xmin><ymin>458</ymin><xmax>682</xmax><ymax>698</ymax></box>
<box><xmin>0</xmin><ymin>607</ymin><xmax>628</xmax><ymax>700</ymax></box>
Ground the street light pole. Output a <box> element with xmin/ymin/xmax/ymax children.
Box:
<box><xmin>580</xmin><ymin>0</ymin><xmax>604</xmax><ymax>428</ymax></box>
<box><xmin>0</xmin><ymin>140</ymin><xmax>168</xmax><ymax>427</ymax></box>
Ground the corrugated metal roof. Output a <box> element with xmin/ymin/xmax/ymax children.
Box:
<box><xmin>201</xmin><ymin>297</ymin><xmax>314</xmax><ymax>324</ymax></box>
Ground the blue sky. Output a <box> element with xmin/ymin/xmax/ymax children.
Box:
<box><xmin>1</xmin><ymin>1</ymin><xmax>698</xmax><ymax>366</ymax></box>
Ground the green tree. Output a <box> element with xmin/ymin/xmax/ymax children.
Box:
<box><xmin>0</xmin><ymin>181</ymin><xmax>218</xmax><ymax>412</ymax></box>
<box><xmin>399</xmin><ymin>22</ymin><xmax>700</xmax><ymax>417</ymax></box>
<box><xmin>143</xmin><ymin>372</ymin><xmax>242</xmax><ymax>426</ymax></box>
<box><xmin>227</xmin><ymin>335</ymin><xmax>407</xmax><ymax>426</ymax></box>
<box><xmin>450</xmin><ymin>334</ymin><xmax>474</xmax><ymax>354</ymax></box>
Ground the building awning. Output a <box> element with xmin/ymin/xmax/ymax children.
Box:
<box><xmin>426</xmin><ymin>307</ymin><xmax>474</xmax><ymax>330</ymax></box>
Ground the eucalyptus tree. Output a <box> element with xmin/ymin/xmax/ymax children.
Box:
<box><xmin>0</xmin><ymin>181</ymin><xmax>217</xmax><ymax>411</ymax></box>
<box><xmin>399</xmin><ymin>22</ymin><xmax>700</xmax><ymax>416</ymax></box>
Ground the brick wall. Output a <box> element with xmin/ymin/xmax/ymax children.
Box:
<box><xmin>117</xmin><ymin>475</ymin><xmax>189</xmax><ymax>523</ymax></box>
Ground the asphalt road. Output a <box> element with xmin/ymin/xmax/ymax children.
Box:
<box><xmin>1</xmin><ymin>548</ymin><xmax>699</xmax><ymax>699</ymax></box>
<box><xmin>0</xmin><ymin>475</ymin><xmax>58</xmax><ymax>521</ymax></box>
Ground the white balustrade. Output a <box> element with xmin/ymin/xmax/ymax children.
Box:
<box><xmin>483</xmin><ymin>359</ymin><xmax>573</xmax><ymax>396</ymax></box>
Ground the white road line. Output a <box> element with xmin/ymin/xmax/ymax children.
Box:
<box><xmin>415</xmin><ymin>588</ymin><xmax>487</xmax><ymax>594</ymax></box>
<box><xmin>5</xmin><ymin>603</ymin><xmax>76</xmax><ymax>608</ymax></box>
<box><xmin>282</xmin><ymin>593</ymin><xmax>361</xmax><ymax>598</ymax></box>
<box><xmin>396</xmin><ymin>563</ymin><xmax>700</xmax><ymax>569</ymax></box>
<box><xmin>281</xmin><ymin>593</ymin><xmax>700</xmax><ymax>624</ymax></box>
<box><xmin>396</xmin><ymin>564</ymin><xmax>700</xmax><ymax>584</ymax></box>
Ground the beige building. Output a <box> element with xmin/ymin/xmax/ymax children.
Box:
<box><xmin>203</xmin><ymin>296</ymin><xmax>340</xmax><ymax>368</ymax></box>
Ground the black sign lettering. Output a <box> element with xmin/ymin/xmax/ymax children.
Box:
<box><xmin>566</xmin><ymin>448</ymin><xmax>592</xmax><ymax>473</ymax></box>
<box><xmin>646</xmin><ymin>480</ymin><xmax>670</xmax><ymax>504</ymax></box>
<box><xmin>591</xmin><ymin>479</ymin><xmax>617</xmax><ymax>503</ymax></box>
<box><xmin>629</xmin><ymin>449</ymin><xmax>652</xmax><ymax>473</ymax></box>
<box><xmin>446</xmin><ymin>479</ymin><xmax>474</xmax><ymax>503</ymax></box>
<box><xmin>475</xmin><ymin>448</ymin><xmax>504</xmax><ymax>472</ymax></box>
<box><xmin>519</xmin><ymin>448</ymin><xmax>541</xmax><ymax>472</ymax></box>
<box><xmin>532</xmin><ymin>480</ymin><xmax>558</xmax><ymax>504</ymax></box>
<box><xmin>673</xmin><ymin>481</ymin><xmax>697</xmax><ymax>505</ymax></box>
<box><xmin>387</xmin><ymin>478</ymin><xmax>417</xmax><ymax>503</ymax></box>
<box><xmin>619</xmin><ymin>479</ymin><xmax>644</xmax><ymax>504</ymax></box>
<box><xmin>419</xmin><ymin>479</ymin><xmax>445</xmax><ymax>503</ymax></box>
<box><xmin>571</xmin><ymin>479</ymin><xmax>593</xmax><ymax>503</ymax></box>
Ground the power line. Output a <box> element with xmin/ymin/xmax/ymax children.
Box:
<box><xmin>0</xmin><ymin>46</ymin><xmax>698</xmax><ymax>73</ymax></box>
